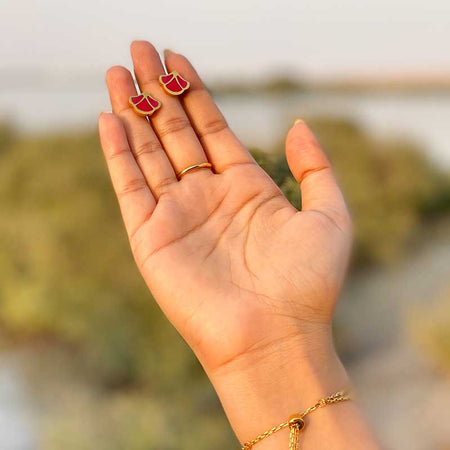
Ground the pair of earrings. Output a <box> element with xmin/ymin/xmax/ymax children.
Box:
<box><xmin>129</xmin><ymin>71</ymin><xmax>190</xmax><ymax>117</ymax></box>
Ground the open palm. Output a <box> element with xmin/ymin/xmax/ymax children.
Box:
<box><xmin>98</xmin><ymin>41</ymin><xmax>352</xmax><ymax>378</ymax></box>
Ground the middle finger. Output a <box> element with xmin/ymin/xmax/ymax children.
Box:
<box><xmin>130</xmin><ymin>41</ymin><xmax>211</xmax><ymax>177</ymax></box>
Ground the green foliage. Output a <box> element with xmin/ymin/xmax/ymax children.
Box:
<box><xmin>0</xmin><ymin>117</ymin><xmax>447</xmax><ymax>448</ymax></box>
<box><xmin>0</xmin><ymin>128</ymin><xmax>239</xmax><ymax>447</ymax></box>
<box><xmin>249</xmin><ymin>147</ymin><xmax>302</xmax><ymax>210</ymax></box>
<box><xmin>0</xmin><ymin>121</ymin><xmax>15</xmax><ymax>152</ymax></box>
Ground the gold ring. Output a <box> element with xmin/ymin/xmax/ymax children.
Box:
<box><xmin>177</xmin><ymin>162</ymin><xmax>212</xmax><ymax>180</ymax></box>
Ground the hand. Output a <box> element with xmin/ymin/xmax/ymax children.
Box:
<box><xmin>99</xmin><ymin>41</ymin><xmax>352</xmax><ymax>377</ymax></box>
<box><xmin>99</xmin><ymin>42</ymin><xmax>382</xmax><ymax>449</ymax></box>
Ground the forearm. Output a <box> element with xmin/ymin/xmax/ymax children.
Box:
<box><xmin>207</xmin><ymin>327</ymin><xmax>380</xmax><ymax>449</ymax></box>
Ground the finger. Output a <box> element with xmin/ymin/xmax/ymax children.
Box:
<box><xmin>106</xmin><ymin>65</ymin><xmax>177</xmax><ymax>198</ymax></box>
<box><xmin>164</xmin><ymin>49</ymin><xmax>255</xmax><ymax>173</ymax></box>
<box><xmin>130</xmin><ymin>41</ymin><xmax>211</xmax><ymax>178</ymax></box>
<box><xmin>285</xmin><ymin>120</ymin><xmax>350</xmax><ymax>229</ymax></box>
<box><xmin>98</xmin><ymin>112</ymin><xmax>156</xmax><ymax>242</ymax></box>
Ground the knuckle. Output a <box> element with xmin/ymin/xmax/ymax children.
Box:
<box><xmin>134</xmin><ymin>139</ymin><xmax>163</xmax><ymax>160</ymax></box>
<box><xmin>197</xmin><ymin>117</ymin><xmax>229</xmax><ymax>139</ymax></box>
<box><xmin>158</xmin><ymin>116</ymin><xmax>192</xmax><ymax>138</ymax></box>
<box><xmin>153</xmin><ymin>176</ymin><xmax>174</xmax><ymax>197</ymax></box>
<box><xmin>107</xmin><ymin>147</ymin><xmax>129</xmax><ymax>160</ymax></box>
<box><xmin>297</xmin><ymin>165</ymin><xmax>331</xmax><ymax>184</ymax></box>
<box><xmin>117</xmin><ymin>178</ymin><xmax>147</xmax><ymax>199</ymax></box>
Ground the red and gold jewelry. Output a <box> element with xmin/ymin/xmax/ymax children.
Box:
<box><xmin>129</xmin><ymin>92</ymin><xmax>161</xmax><ymax>116</ymax></box>
<box><xmin>159</xmin><ymin>71</ymin><xmax>190</xmax><ymax>96</ymax></box>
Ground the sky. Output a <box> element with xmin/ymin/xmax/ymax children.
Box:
<box><xmin>1</xmin><ymin>0</ymin><xmax>449</xmax><ymax>168</ymax></box>
<box><xmin>1</xmin><ymin>0</ymin><xmax>450</xmax><ymax>85</ymax></box>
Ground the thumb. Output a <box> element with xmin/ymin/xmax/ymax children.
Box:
<box><xmin>285</xmin><ymin>119</ymin><xmax>349</xmax><ymax>228</ymax></box>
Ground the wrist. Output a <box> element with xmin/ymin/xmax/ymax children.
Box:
<box><xmin>206</xmin><ymin>326</ymin><xmax>378</xmax><ymax>449</ymax></box>
<box><xmin>207</xmin><ymin>325</ymin><xmax>348</xmax><ymax>446</ymax></box>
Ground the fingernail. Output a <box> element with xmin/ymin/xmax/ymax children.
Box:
<box><xmin>164</xmin><ymin>49</ymin><xmax>175</xmax><ymax>58</ymax></box>
<box><xmin>99</xmin><ymin>111</ymin><xmax>111</xmax><ymax>117</ymax></box>
<box><xmin>294</xmin><ymin>118</ymin><xmax>305</xmax><ymax>126</ymax></box>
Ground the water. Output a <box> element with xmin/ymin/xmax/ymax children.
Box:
<box><xmin>1</xmin><ymin>87</ymin><xmax>449</xmax><ymax>168</ymax></box>
<box><xmin>0</xmin><ymin>357</ymin><xmax>36</xmax><ymax>449</ymax></box>
<box><xmin>338</xmin><ymin>222</ymin><xmax>450</xmax><ymax>449</ymax></box>
<box><xmin>218</xmin><ymin>91</ymin><xmax>450</xmax><ymax>169</ymax></box>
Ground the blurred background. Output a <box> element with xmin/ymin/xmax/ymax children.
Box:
<box><xmin>1</xmin><ymin>0</ymin><xmax>449</xmax><ymax>448</ymax></box>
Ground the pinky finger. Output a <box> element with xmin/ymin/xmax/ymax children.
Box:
<box><xmin>98</xmin><ymin>112</ymin><xmax>156</xmax><ymax>242</ymax></box>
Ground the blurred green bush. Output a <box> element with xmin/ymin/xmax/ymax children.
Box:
<box><xmin>0</xmin><ymin>118</ymin><xmax>448</xmax><ymax>449</ymax></box>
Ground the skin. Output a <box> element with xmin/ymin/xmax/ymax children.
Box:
<box><xmin>98</xmin><ymin>41</ymin><xmax>380</xmax><ymax>449</ymax></box>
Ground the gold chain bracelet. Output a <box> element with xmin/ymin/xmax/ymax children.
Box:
<box><xmin>241</xmin><ymin>389</ymin><xmax>351</xmax><ymax>450</ymax></box>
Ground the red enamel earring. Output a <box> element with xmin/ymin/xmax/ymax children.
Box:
<box><xmin>159</xmin><ymin>71</ymin><xmax>190</xmax><ymax>95</ymax></box>
<box><xmin>129</xmin><ymin>92</ymin><xmax>161</xmax><ymax>116</ymax></box>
